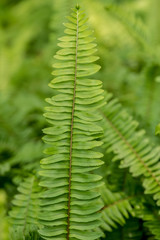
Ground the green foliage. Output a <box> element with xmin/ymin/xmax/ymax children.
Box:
<box><xmin>105</xmin><ymin>218</ymin><xmax>143</xmax><ymax>240</ymax></box>
<box><xmin>104</xmin><ymin>1</ymin><xmax>160</xmax><ymax>134</ymax></box>
<box><xmin>1</xmin><ymin>0</ymin><xmax>160</xmax><ymax>239</ymax></box>
<box><xmin>105</xmin><ymin>4</ymin><xmax>149</xmax><ymax>49</ymax></box>
<box><xmin>136</xmin><ymin>203</ymin><xmax>160</xmax><ymax>240</ymax></box>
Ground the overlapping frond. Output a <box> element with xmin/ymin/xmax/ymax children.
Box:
<box><xmin>101</xmin><ymin>92</ymin><xmax>160</xmax><ymax>207</ymax></box>
<box><xmin>105</xmin><ymin>4</ymin><xmax>149</xmax><ymax>49</ymax></box>
<box><xmin>39</xmin><ymin>5</ymin><xmax>105</xmax><ymax>240</ymax></box>
<box><xmin>100</xmin><ymin>185</ymin><xmax>134</xmax><ymax>232</ymax></box>
<box><xmin>9</xmin><ymin>176</ymin><xmax>41</xmax><ymax>239</ymax></box>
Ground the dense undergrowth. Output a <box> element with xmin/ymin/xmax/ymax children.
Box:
<box><xmin>0</xmin><ymin>0</ymin><xmax>160</xmax><ymax>239</ymax></box>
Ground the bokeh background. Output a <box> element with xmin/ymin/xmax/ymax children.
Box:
<box><xmin>0</xmin><ymin>0</ymin><xmax>160</xmax><ymax>239</ymax></box>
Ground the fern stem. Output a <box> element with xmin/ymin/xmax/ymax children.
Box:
<box><xmin>67</xmin><ymin>8</ymin><xmax>79</xmax><ymax>239</ymax></box>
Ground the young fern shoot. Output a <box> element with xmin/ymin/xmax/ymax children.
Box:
<box><xmin>39</xmin><ymin>5</ymin><xmax>105</xmax><ymax>240</ymax></box>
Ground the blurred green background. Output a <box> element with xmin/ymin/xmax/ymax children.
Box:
<box><xmin>0</xmin><ymin>0</ymin><xmax>160</xmax><ymax>239</ymax></box>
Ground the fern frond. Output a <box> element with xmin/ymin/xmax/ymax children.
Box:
<box><xmin>105</xmin><ymin>4</ymin><xmax>149</xmax><ymax>50</ymax></box>
<box><xmin>9</xmin><ymin>176</ymin><xmax>41</xmax><ymax>239</ymax></box>
<box><xmin>100</xmin><ymin>185</ymin><xmax>134</xmax><ymax>232</ymax></box>
<box><xmin>39</xmin><ymin>5</ymin><xmax>105</xmax><ymax>240</ymax></box>
<box><xmin>101</xmin><ymin>92</ymin><xmax>160</xmax><ymax>207</ymax></box>
<box><xmin>0</xmin><ymin>92</ymin><xmax>45</xmax><ymax>176</ymax></box>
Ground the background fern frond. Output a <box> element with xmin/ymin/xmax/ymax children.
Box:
<box><xmin>101</xmin><ymin>92</ymin><xmax>160</xmax><ymax>207</ymax></box>
<box><xmin>104</xmin><ymin>2</ymin><xmax>160</xmax><ymax>135</ymax></box>
<box><xmin>105</xmin><ymin>4</ymin><xmax>149</xmax><ymax>51</ymax></box>
<box><xmin>100</xmin><ymin>185</ymin><xmax>134</xmax><ymax>232</ymax></box>
<box><xmin>9</xmin><ymin>176</ymin><xmax>41</xmax><ymax>239</ymax></box>
<box><xmin>0</xmin><ymin>92</ymin><xmax>45</xmax><ymax>177</ymax></box>
<box><xmin>135</xmin><ymin>202</ymin><xmax>160</xmax><ymax>240</ymax></box>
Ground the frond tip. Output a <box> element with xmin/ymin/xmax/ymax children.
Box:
<box><xmin>39</xmin><ymin>5</ymin><xmax>105</xmax><ymax>240</ymax></box>
<box><xmin>76</xmin><ymin>4</ymin><xmax>80</xmax><ymax>10</ymax></box>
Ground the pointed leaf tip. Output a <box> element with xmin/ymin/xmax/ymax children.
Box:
<box><xmin>76</xmin><ymin>4</ymin><xmax>80</xmax><ymax>10</ymax></box>
<box><xmin>155</xmin><ymin>123</ymin><xmax>160</xmax><ymax>136</ymax></box>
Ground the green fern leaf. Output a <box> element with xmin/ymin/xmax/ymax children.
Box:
<box><xmin>101</xmin><ymin>92</ymin><xmax>160</xmax><ymax>208</ymax></box>
<box><xmin>100</xmin><ymin>185</ymin><xmax>134</xmax><ymax>232</ymax></box>
<box><xmin>39</xmin><ymin>5</ymin><xmax>105</xmax><ymax>240</ymax></box>
<box><xmin>9</xmin><ymin>176</ymin><xmax>41</xmax><ymax>239</ymax></box>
